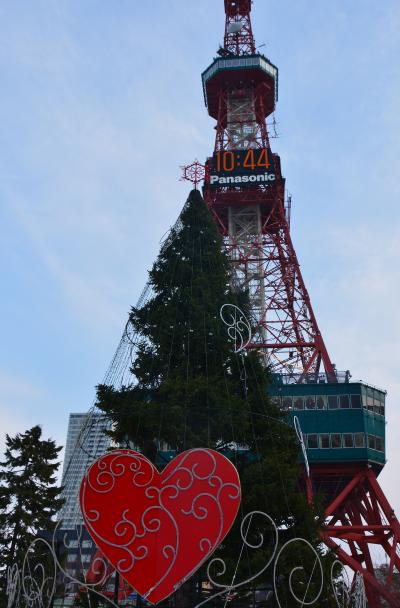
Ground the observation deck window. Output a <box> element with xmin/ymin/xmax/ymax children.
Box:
<box><xmin>305</xmin><ymin>396</ymin><xmax>316</xmax><ymax>410</ymax></box>
<box><xmin>282</xmin><ymin>392</ymin><xmax>383</xmax><ymax>413</ymax></box>
<box><xmin>361</xmin><ymin>386</ymin><xmax>386</xmax><ymax>415</ymax></box>
<box><xmin>376</xmin><ymin>436</ymin><xmax>384</xmax><ymax>451</ymax></box>
<box><xmin>319</xmin><ymin>434</ymin><xmax>330</xmax><ymax>449</ymax></box>
<box><xmin>294</xmin><ymin>397</ymin><xmax>304</xmax><ymax>410</ymax></box>
<box><xmin>302</xmin><ymin>432</ymin><xmax>384</xmax><ymax>453</ymax></box>
<box><xmin>331</xmin><ymin>434</ymin><xmax>342</xmax><ymax>448</ymax></box>
<box><xmin>273</xmin><ymin>387</ymin><xmax>385</xmax><ymax>416</ymax></box>
<box><xmin>351</xmin><ymin>395</ymin><xmax>362</xmax><ymax>408</ymax></box>
<box><xmin>328</xmin><ymin>396</ymin><xmax>338</xmax><ymax>410</ymax></box>
<box><xmin>283</xmin><ymin>396</ymin><xmax>292</xmax><ymax>410</ymax></box>
<box><xmin>375</xmin><ymin>393</ymin><xmax>385</xmax><ymax>416</ymax></box>
<box><xmin>307</xmin><ymin>434</ymin><xmax>318</xmax><ymax>449</ymax></box>
<box><xmin>343</xmin><ymin>433</ymin><xmax>354</xmax><ymax>448</ymax></box>
<box><xmin>354</xmin><ymin>433</ymin><xmax>366</xmax><ymax>447</ymax></box>
<box><xmin>366</xmin><ymin>387</ymin><xmax>374</xmax><ymax>410</ymax></box>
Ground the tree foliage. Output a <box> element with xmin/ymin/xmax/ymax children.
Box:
<box><xmin>0</xmin><ymin>425</ymin><xmax>64</xmax><ymax>602</ymax></box>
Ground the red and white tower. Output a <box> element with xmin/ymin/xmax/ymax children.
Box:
<box><xmin>200</xmin><ymin>3</ymin><xmax>400</xmax><ymax>606</ymax></box>
<box><xmin>202</xmin><ymin>0</ymin><xmax>335</xmax><ymax>380</ymax></box>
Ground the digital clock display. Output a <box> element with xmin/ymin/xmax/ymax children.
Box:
<box><xmin>209</xmin><ymin>148</ymin><xmax>275</xmax><ymax>188</ymax></box>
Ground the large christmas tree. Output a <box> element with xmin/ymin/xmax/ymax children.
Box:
<box><xmin>97</xmin><ymin>190</ymin><xmax>335</xmax><ymax>606</ymax></box>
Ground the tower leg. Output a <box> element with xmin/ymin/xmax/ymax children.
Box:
<box><xmin>320</xmin><ymin>467</ymin><xmax>400</xmax><ymax>607</ymax></box>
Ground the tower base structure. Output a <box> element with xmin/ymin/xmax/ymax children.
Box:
<box><xmin>319</xmin><ymin>465</ymin><xmax>400</xmax><ymax>608</ymax></box>
<box><xmin>270</xmin><ymin>376</ymin><xmax>400</xmax><ymax>607</ymax></box>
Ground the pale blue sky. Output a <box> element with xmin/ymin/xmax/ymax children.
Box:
<box><xmin>1</xmin><ymin>0</ymin><xmax>399</xmax><ymax>527</ymax></box>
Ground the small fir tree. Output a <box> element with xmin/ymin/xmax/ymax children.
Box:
<box><xmin>97</xmin><ymin>190</ymin><xmax>336</xmax><ymax>606</ymax></box>
<box><xmin>0</xmin><ymin>425</ymin><xmax>64</xmax><ymax>602</ymax></box>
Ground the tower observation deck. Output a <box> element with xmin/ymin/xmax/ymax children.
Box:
<box><xmin>200</xmin><ymin>1</ymin><xmax>400</xmax><ymax>606</ymax></box>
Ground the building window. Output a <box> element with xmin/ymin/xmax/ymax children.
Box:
<box><xmin>328</xmin><ymin>396</ymin><xmax>338</xmax><ymax>410</ymax></box>
<box><xmin>375</xmin><ymin>436</ymin><xmax>384</xmax><ymax>452</ymax></box>
<box><xmin>319</xmin><ymin>434</ymin><xmax>330</xmax><ymax>449</ymax></box>
<box><xmin>67</xmin><ymin>554</ymin><xmax>77</xmax><ymax>563</ymax></box>
<box><xmin>361</xmin><ymin>385</ymin><xmax>367</xmax><ymax>406</ymax></box>
<box><xmin>366</xmin><ymin>388</ymin><xmax>374</xmax><ymax>411</ymax></box>
<box><xmin>331</xmin><ymin>434</ymin><xmax>342</xmax><ymax>448</ymax></box>
<box><xmin>374</xmin><ymin>392</ymin><xmax>385</xmax><ymax>416</ymax></box>
<box><xmin>305</xmin><ymin>396</ymin><xmax>315</xmax><ymax>410</ymax></box>
<box><xmin>294</xmin><ymin>397</ymin><xmax>304</xmax><ymax>410</ymax></box>
<box><xmin>307</xmin><ymin>434</ymin><xmax>318</xmax><ymax>449</ymax></box>
<box><xmin>350</xmin><ymin>395</ymin><xmax>361</xmax><ymax>408</ymax></box>
<box><xmin>316</xmin><ymin>396</ymin><xmax>326</xmax><ymax>410</ymax></box>
<box><xmin>339</xmin><ymin>395</ymin><xmax>350</xmax><ymax>409</ymax></box>
<box><xmin>368</xmin><ymin>435</ymin><xmax>376</xmax><ymax>450</ymax></box>
<box><xmin>82</xmin><ymin>541</ymin><xmax>92</xmax><ymax>549</ymax></box>
<box><xmin>354</xmin><ymin>433</ymin><xmax>365</xmax><ymax>448</ymax></box>
<box><xmin>283</xmin><ymin>397</ymin><xmax>292</xmax><ymax>410</ymax></box>
<box><xmin>81</xmin><ymin>554</ymin><xmax>91</xmax><ymax>563</ymax></box>
<box><xmin>343</xmin><ymin>433</ymin><xmax>354</xmax><ymax>448</ymax></box>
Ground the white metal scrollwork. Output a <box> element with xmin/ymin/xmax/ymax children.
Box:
<box><xmin>6</xmin><ymin>564</ymin><xmax>19</xmax><ymax>608</ymax></box>
<box><xmin>294</xmin><ymin>415</ymin><xmax>310</xmax><ymax>478</ymax></box>
<box><xmin>220</xmin><ymin>304</ymin><xmax>252</xmax><ymax>353</ymax></box>
<box><xmin>6</xmin><ymin>510</ymin><xmax>353</xmax><ymax>607</ymax></box>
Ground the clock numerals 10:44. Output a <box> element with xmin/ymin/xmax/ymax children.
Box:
<box><xmin>214</xmin><ymin>148</ymin><xmax>271</xmax><ymax>172</ymax></box>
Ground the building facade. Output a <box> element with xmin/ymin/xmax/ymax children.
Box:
<box><xmin>58</xmin><ymin>412</ymin><xmax>112</xmax><ymax>530</ymax></box>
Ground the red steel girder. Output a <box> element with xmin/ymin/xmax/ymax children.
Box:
<box><xmin>317</xmin><ymin>466</ymin><xmax>400</xmax><ymax>607</ymax></box>
<box><xmin>223</xmin><ymin>0</ymin><xmax>255</xmax><ymax>56</ymax></box>
<box><xmin>205</xmin><ymin>175</ymin><xmax>335</xmax><ymax>378</ymax></box>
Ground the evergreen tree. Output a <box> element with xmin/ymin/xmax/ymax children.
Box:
<box><xmin>97</xmin><ymin>190</ymin><xmax>336</xmax><ymax>606</ymax></box>
<box><xmin>0</xmin><ymin>425</ymin><xmax>64</xmax><ymax>603</ymax></box>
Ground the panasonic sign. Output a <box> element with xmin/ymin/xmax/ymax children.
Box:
<box><xmin>208</xmin><ymin>148</ymin><xmax>276</xmax><ymax>189</ymax></box>
<box><xmin>209</xmin><ymin>173</ymin><xmax>276</xmax><ymax>186</ymax></box>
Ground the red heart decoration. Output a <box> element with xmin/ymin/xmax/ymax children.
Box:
<box><xmin>80</xmin><ymin>448</ymin><xmax>241</xmax><ymax>604</ymax></box>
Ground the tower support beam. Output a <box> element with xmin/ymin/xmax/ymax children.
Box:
<box><xmin>319</xmin><ymin>467</ymin><xmax>400</xmax><ymax>607</ymax></box>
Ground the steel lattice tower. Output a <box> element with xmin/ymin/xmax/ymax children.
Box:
<box><xmin>200</xmin><ymin>1</ymin><xmax>400</xmax><ymax>606</ymax></box>
<box><xmin>202</xmin><ymin>1</ymin><xmax>335</xmax><ymax>380</ymax></box>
